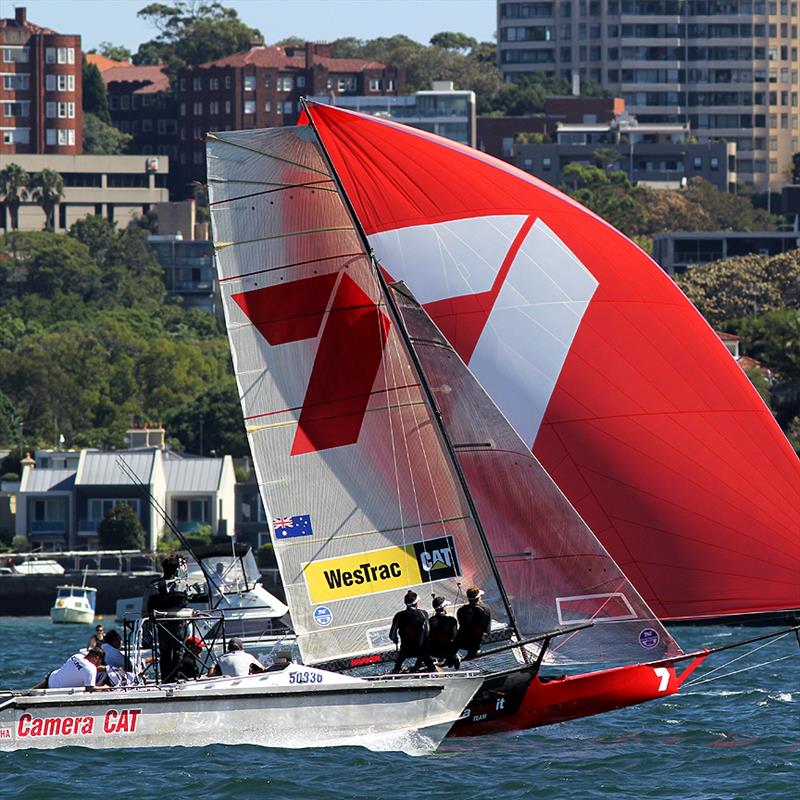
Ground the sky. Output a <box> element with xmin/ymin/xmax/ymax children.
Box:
<box><xmin>15</xmin><ymin>0</ymin><xmax>497</xmax><ymax>54</ymax></box>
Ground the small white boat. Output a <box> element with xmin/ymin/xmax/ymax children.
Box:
<box><xmin>50</xmin><ymin>584</ymin><xmax>97</xmax><ymax>625</ymax></box>
<box><xmin>0</xmin><ymin>665</ymin><xmax>482</xmax><ymax>754</ymax></box>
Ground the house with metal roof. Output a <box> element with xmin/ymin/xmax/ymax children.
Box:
<box><xmin>15</xmin><ymin>448</ymin><xmax>235</xmax><ymax>551</ymax></box>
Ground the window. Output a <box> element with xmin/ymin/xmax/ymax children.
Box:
<box><xmin>693</xmin><ymin>157</ymin><xmax>702</xmax><ymax>169</ymax></box>
<box><xmin>283</xmin><ymin>101</ymin><xmax>293</xmax><ymax>114</ymax></box>
<box><xmin>176</xmin><ymin>499</ymin><xmax>209</xmax><ymax>523</ymax></box>
<box><xmin>277</xmin><ymin>76</ymin><xmax>293</xmax><ymax>91</ymax></box>
<box><xmin>157</xmin><ymin>119</ymin><xmax>177</xmax><ymax>135</ymax></box>
<box><xmin>57</xmin><ymin>102</ymin><xmax>68</xmax><ymax>118</ymax></box>
<box><xmin>209</xmin><ymin>77</ymin><xmax>218</xmax><ymax>90</ymax></box>
<box><xmin>192</xmin><ymin>126</ymin><xmax>202</xmax><ymax>139</ymax></box>
<box><xmin>225</xmin><ymin>100</ymin><xmax>231</xmax><ymax>113</ymax></box>
<box><xmin>297</xmin><ymin>76</ymin><xmax>306</xmax><ymax>88</ymax></box>
<box><xmin>192</xmin><ymin>101</ymin><xmax>203</xmax><ymax>115</ymax></box>
<box><xmin>209</xmin><ymin>100</ymin><xmax>219</xmax><ymax>114</ymax></box>
<box><xmin>2</xmin><ymin>101</ymin><xmax>30</xmax><ymax>117</ymax></box>
<box><xmin>386</xmin><ymin>79</ymin><xmax>395</xmax><ymax>91</ymax></box>
<box><xmin>710</xmin><ymin>157</ymin><xmax>719</xmax><ymax>170</ymax></box>
<box><xmin>244</xmin><ymin>100</ymin><xmax>256</xmax><ymax>114</ymax></box>
<box><xmin>89</xmin><ymin>499</ymin><xmax>140</xmax><ymax>521</ymax></box>
<box><xmin>244</xmin><ymin>75</ymin><xmax>255</xmax><ymax>91</ymax></box>
<box><xmin>224</xmin><ymin>75</ymin><xmax>231</xmax><ymax>89</ymax></box>
<box><xmin>120</xmin><ymin>94</ymin><xmax>130</xmax><ymax>110</ymax></box>
<box><xmin>264</xmin><ymin>100</ymin><xmax>272</xmax><ymax>112</ymax></box>
<box><xmin>193</xmin><ymin>150</ymin><xmax>203</xmax><ymax>164</ymax></box>
<box><xmin>57</xmin><ymin>74</ymin><xmax>74</xmax><ymax>92</ymax></box>
<box><xmin>2</xmin><ymin>128</ymin><xmax>30</xmax><ymax>144</ymax></box>
<box><xmin>179</xmin><ymin>102</ymin><xmax>186</xmax><ymax>116</ymax></box>
<box><xmin>3</xmin><ymin>47</ymin><xmax>29</xmax><ymax>63</ymax></box>
<box><xmin>142</xmin><ymin>118</ymin><xmax>153</xmax><ymax>132</ymax></box>
<box><xmin>56</xmin><ymin>47</ymin><xmax>71</xmax><ymax>64</ymax></box>
<box><xmin>45</xmin><ymin>47</ymin><xmax>55</xmax><ymax>64</ymax></box>
<box><xmin>57</xmin><ymin>128</ymin><xmax>75</xmax><ymax>146</ymax></box>
<box><xmin>193</xmin><ymin>77</ymin><xmax>202</xmax><ymax>91</ymax></box>
<box><xmin>369</xmin><ymin>78</ymin><xmax>380</xmax><ymax>91</ymax></box>
<box><xmin>542</xmin><ymin>157</ymin><xmax>552</xmax><ymax>170</ymax></box>
<box><xmin>4</xmin><ymin>74</ymin><xmax>30</xmax><ymax>90</ymax></box>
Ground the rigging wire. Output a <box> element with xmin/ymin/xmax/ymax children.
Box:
<box><xmin>683</xmin><ymin>630</ymin><xmax>794</xmax><ymax>688</ymax></box>
<box><xmin>682</xmin><ymin>654</ymin><xmax>795</xmax><ymax>691</ymax></box>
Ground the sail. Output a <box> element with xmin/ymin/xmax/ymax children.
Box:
<box><xmin>301</xmin><ymin>103</ymin><xmax>800</xmax><ymax>621</ymax></box>
<box><xmin>390</xmin><ymin>282</ymin><xmax>681</xmax><ymax>664</ymax></box>
<box><xmin>206</xmin><ymin>127</ymin><xmax>509</xmax><ymax>665</ymax></box>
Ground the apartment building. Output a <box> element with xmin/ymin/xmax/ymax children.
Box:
<box><xmin>0</xmin><ymin>7</ymin><xmax>81</xmax><ymax>155</ymax></box>
<box><xmin>90</xmin><ymin>58</ymin><xmax>183</xmax><ymax>194</ymax></box>
<box><xmin>308</xmin><ymin>81</ymin><xmax>477</xmax><ymax>146</ymax></box>
<box><xmin>173</xmin><ymin>41</ymin><xmax>402</xmax><ymax>193</ymax></box>
<box><xmin>496</xmin><ymin>0</ymin><xmax>800</xmax><ymax>189</ymax></box>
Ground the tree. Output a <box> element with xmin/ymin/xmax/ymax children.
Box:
<box><xmin>0</xmin><ymin>391</ymin><xmax>21</xmax><ymax>449</ymax></box>
<box><xmin>98</xmin><ymin>503</ymin><xmax>145</xmax><ymax>550</ymax></box>
<box><xmin>96</xmin><ymin>41</ymin><xmax>132</xmax><ymax>62</ymax></box>
<box><xmin>430</xmin><ymin>32</ymin><xmax>478</xmax><ymax>53</ymax></box>
<box><xmin>83</xmin><ymin>113</ymin><xmax>132</xmax><ymax>154</ymax></box>
<box><xmin>30</xmin><ymin>170</ymin><xmax>65</xmax><ymax>232</ymax></box>
<box><xmin>593</xmin><ymin>146</ymin><xmax>622</xmax><ymax>173</ymax></box>
<box><xmin>82</xmin><ymin>60</ymin><xmax>111</xmax><ymax>123</ymax></box>
<box><xmin>134</xmin><ymin>0</ymin><xmax>262</xmax><ymax>69</ymax></box>
<box><xmin>0</xmin><ymin>163</ymin><xmax>30</xmax><ymax>230</ymax></box>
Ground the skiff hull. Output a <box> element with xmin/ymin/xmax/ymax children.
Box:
<box><xmin>0</xmin><ymin>665</ymin><xmax>482</xmax><ymax>754</ymax></box>
<box><xmin>451</xmin><ymin>654</ymin><xmax>708</xmax><ymax>736</ymax></box>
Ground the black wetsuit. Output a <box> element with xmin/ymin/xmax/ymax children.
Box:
<box><xmin>389</xmin><ymin>607</ymin><xmax>434</xmax><ymax>673</ymax></box>
<box><xmin>146</xmin><ymin>577</ymin><xmax>188</xmax><ymax>682</ymax></box>
<box><xmin>427</xmin><ymin>612</ymin><xmax>460</xmax><ymax>667</ymax></box>
<box><xmin>456</xmin><ymin>602</ymin><xmax>491</xmax><ymax>659</ymax></box>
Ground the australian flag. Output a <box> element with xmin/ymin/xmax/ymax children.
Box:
<box><xmin>272</xmin><ymin>514</ymin><xmax>314</xmax><ymax>540</ymax></box>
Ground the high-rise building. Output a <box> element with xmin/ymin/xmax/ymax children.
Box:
<box><xmin>0</xmin><ymin>7</ymin><xmax>82</xmax><ymax>155</ymax></box>
<box><xmin>497</xmin><ymin>0</ymin><xmax>800</xmax><ymax>189</ymax></box>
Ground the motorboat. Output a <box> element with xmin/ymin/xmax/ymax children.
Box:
<box><xmin>50</xmin><ymin>584</ymin><xmax>97</xmax><ymax>625</ymax></box>
<box><xmin>115</xmin><ymin>544</ymin><xmax>293</xmax><ymax>648</ymax></box>
<box><xmin>0</xmin><ymin>664</ymin><xmax>482</xmax><ymax>754</ymax></box>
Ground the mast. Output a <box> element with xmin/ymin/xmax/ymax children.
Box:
<box><xmin>300</xmin><ymin>99</ymin><xmax>523</xmax><ymax>643</ymax></box>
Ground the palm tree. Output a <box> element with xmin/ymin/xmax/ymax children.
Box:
<box><xmin>30</xmin><ymin>168</ymin><xmax>65</xmax><ymax>232</ymax></box>
<box><xmin>0</xmin><ymin>163</ymin><xmax>30</xmax><ymax>230</ymax></box>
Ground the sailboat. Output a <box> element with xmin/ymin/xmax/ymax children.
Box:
<box><xmin>293</xmin><ymin>103</ymin><xmax>800</xmax><ymax>627</ymax></box>
<box><xmin>200</xmin><ymin>104</ymin><xmax>797</xmax><ymax>738</ymax></box>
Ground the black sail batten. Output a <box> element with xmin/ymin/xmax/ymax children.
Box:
<box><xmin>301</xmin><ymin>98</ymin><xmax>524</xmax><ymax>646</ymax></box>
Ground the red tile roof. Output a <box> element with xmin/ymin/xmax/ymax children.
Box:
<box><xmin>103</xmin><ymin>64</ymin><xmax>168</xmax><ymax>86</ymax></box>
<box><xmin>86</xmin><ymin>53</ymin><xmax>129</xmax><ymax>73</ymax></box>
<box><xmin>0</xmin><ymin>16</ymin><xmax>55</xmax><ymax>35</ymax></box>
<box><xmin>198</xmin><ymin>46</ymin><xmax>386</xmax><ymax>72</ymax></box>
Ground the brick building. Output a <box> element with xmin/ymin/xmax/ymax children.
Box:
<box><xmin>174</xmin><ymin>42</ymin><xmax>403</xmax><ymax>193</ymax></box>
<box><xmin>90</xmin><ymin>57</ymin><xmax>180</xmax><ymax>193</ymax></box>
<box><xmin>0</xmin><ymin>7</ymin><xmax>82</xmax><ymax>155</ymax></box>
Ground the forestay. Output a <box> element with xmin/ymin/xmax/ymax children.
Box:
<box><xmin>207</xmin><ymin>127</ymin><xmax>508</xmax><ymax>665</ymax></box>
<box><xmin>390</xmin><ymin>283</ymin><xmax>682</xmax><ymax>665</ymax></box>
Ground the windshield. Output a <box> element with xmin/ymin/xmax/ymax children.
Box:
<box><xmin>199</xmin><ymin>551</ymin><xmax>260</xmax><ymax>593</ymax></box>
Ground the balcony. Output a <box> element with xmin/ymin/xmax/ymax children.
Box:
<box><xmin>77</xmin><ymin>519</ymin><xmax>100</xmax><ymax>535</ymax></box>
<box><xmin>30</xmin><ymin>520</ymin><xmax>66</xmax><ymax>534</ymax></box>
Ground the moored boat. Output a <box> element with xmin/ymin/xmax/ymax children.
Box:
<box><xmin>50</xmin><ymin>584</ymin><xmax>97</xmax><ymax>625</ymax></box>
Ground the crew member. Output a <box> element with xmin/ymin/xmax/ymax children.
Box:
<box><xmin>426</xmin><ymin>596</ymin><xmax>460</xmax><ymax>669</ymax></box>
<box><xmin>207</xmin><ymin>637</ymin><xmax>266</xmax><ymax>677</ymax></box>
<box><xmin>145</xmin><ymin>554</ymin><xmax>189</xmax><ymax>683</ymax></box>
<box><xmin>389</xmin><ymin>590</ymin><xmax>434</xmax><ymax>673</ymax></box>
<box><xmin>455</xmin><ymin>586</ymin><xmax>491</xmax><ymax>660</ymax></box>
<box><xmin>176</xmin><ymin>636</ymin><xmax>206</xmax><ymax>680</ymax></box>
<box><xmin>31</xmin><ymin>647</ymin><xmax>107</xmax><ymax>691</ymax></box>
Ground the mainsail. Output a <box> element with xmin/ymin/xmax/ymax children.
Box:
<box><xmin>300</xmin><ymin>103</ymin><xmax>800</xmax><ymax>622</ymax></box>
<box><xmin>207</xmin><ymin>127</ymin><xmax>509</xmax><ymax>665</ymax></box>
<box><xmin>390</xmin><ymin>282</ymin><xmax>681</xmax><ymax>664</ymax></box>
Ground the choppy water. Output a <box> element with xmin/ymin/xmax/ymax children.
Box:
<box><xmin>0</xmin><ymin>618</ymin><xmax>797</xmax><ymax>800</ymax></box>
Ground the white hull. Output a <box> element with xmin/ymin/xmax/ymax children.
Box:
<box><xmin>50</xmin><ymin>605</ymin><xmax>95</xmax><ymax>625</ymax></box>
<box><xmin>0</xmin><ymin>665</ymin><xmax>481</xmax><ymax>755</ymax></box>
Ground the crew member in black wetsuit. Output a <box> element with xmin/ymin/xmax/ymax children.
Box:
<box><xmin>145</xmin><ymin>554</ymin><xmax>189</xmax><ymax>682</ymax></box>
<box><xmin>426</xmin><ymin>596</ymin><xmax>460</xmax><ymax>669</ymax></box>
<box><xmin>389</xmin><ymin>590</ymin><xmax>434</xmax><ymax>673</ymax></box>
<box><xmin>455</xmin><ymin>586</ymin><xmax>491</xmax><ymax>660</ymax></box>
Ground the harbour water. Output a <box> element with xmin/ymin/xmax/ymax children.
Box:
<box><xmin>0</xmin><ymin>618</ymin><xmax>797</xmax><ymax>800</ymax></box>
